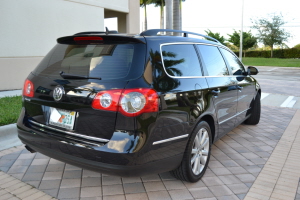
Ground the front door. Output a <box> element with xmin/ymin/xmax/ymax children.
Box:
<box><xmin>219</xmin><ymin>48</ymin><xmax>256</xmax><ymax>125</ymax></box>
<box><xmin>196</xmin><ymin>44</ymin><xmax>238</xmax><ymax>138</ymax></box>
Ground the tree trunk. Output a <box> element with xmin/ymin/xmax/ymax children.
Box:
<box><xmin>173</xmin><ymin>0</ymin><xmax>180</xmax><ymax>35</ymax></box>
<box><xmin>160</xmin><ymin>0</ymin><xmax>164</xmax><ymax>29</ymax></box>
<box><xmin>165</xmin><ymin>0</ymin><xmax>172</xmax><ymax>35</ymax></box>
<box><xmin>179</xmin><ymin>0</ymin><xmax>182</xmax><ymax>31</ymax></box>
<box><xmin>270</xmin><ymin>45</ymin><xmax>273</xmax><ymax>58</ymax></box>
<box><xmin>144</xmin><ymin>3</ymin><xmax>147</xmax><ymax>30</ymax></box>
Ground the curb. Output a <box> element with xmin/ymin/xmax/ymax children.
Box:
<box><xmin>0</xmin><ymin>89</ymin><xmax>22</xmax><ymax>98</ymax></box>
<box><xmin>0</xmin><ymin>123</ymin><xmax>22</xmax><ymax>151</ymax></box>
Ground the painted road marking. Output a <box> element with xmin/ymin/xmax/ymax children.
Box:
<box><xmin>267</xmin><ymin>67</ymin><xmax>278</xmax><ymax>71</ymax></box>
<box><xmin>261</xmin><ymin>93</ymin><xmax>299</xmax><ymax>109</ymax></box>
<box><xmin>261</xmin><ymin>93</ymin><xmax>270</xmax><ymax>100</ymax></box>
<box><xmin>286</xmin><ymin>100</ymin><xmax>297</xmax><ymax>108</ymax></box>
<box><xmin>280</xmin><ymin>96</ymin><xmax>295</xmax><ymax>107</ymax></box>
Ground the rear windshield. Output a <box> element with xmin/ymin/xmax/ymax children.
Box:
<box><xmin>33</xmin><ymin>43</ymin><xmax>145</xmax><ymax>80</ymax></box>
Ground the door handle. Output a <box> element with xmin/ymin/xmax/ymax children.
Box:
<box><xmin>211</xmin><ymin>89</ymin><xmax>220</xmax><ymax>97</ymax></box>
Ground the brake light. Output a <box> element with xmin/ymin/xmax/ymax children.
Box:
<box><xmin>120</xmin><ymin>88</ymin><xmax>159</xmax><ymax>117</ymax></box>
<box><xmin>92</xmin><ymin>88</ymin><xmax>159</xmax><ymax>117</ymax></box>
<box><xmin>74</xmin><ymin>37</ymin><xmax>103</xmax><ymax>41</ymax></box>
<box><xmin>23</xmin><ymin>79</ymin><xmax>34</xmax><ymax>97</ymax></box>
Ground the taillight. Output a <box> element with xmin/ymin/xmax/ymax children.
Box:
<box><xmin>120</xmin><ymin>88</ymin><xmax>159</xmax><ymax>117</ymax></box>
<box><xmin>23</xmin><ymin>79</ymin><xmax>34</xmax><ymax>97</ymax></box>
<box><xmin>92</xmin><ymin>89</ymin><xmax>122</xmax><ymax>111</ymax></box>
<box><xmin>92</xmin><ymin>88</ymin><xmax>159</xmax><ymax>117</ymax></box>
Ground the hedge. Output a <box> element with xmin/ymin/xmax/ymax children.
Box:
<box><xmin>233</xmin><ymin>48</ymin><xmax>300</xmax><ymax>58</ymax></box>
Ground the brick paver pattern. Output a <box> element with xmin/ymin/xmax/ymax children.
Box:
<box><xmin>0</xmin><ymin>106</ymin><xmax>297</xmax><ymax>200</ymax></box>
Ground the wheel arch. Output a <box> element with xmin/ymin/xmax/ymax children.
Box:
<box><xmin>257</xmin><ymin>89</ymin><xmax>261</xmax><ymax>97</ymax></box>
<box><xmin>199</xmin><ymin>115</ymin><xmax>216</xmax><ymax>143</ymax></box>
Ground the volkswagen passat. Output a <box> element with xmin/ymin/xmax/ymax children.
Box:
<box><xmin>17</xmin><ymin>29</ymin><xmax>261</xmax><ymax>182</ymax></box>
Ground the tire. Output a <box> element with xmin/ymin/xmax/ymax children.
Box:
<box><xmin>171</xmin><ymin>121</ymin><xmax>212</xmax><ymax>182</ymax></box>
<box><xmin>244</xmin><ymin>92</ymin><xmax>261</xmax><ymax>125</ymax></box>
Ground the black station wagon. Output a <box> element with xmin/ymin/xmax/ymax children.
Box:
<box><xmin>17</xmin><ymin>29</ymin><xmax>261</xmax><ymax>182</ymax></box>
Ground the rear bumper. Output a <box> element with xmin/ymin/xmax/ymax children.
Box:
<box><xmin>17</xmin><ymin>109</ymin><xmax>186</xmax><ymax>176</ymax></box>
<box><xmin>18</xmin><ymin>128</ymin><xmax>182</xmax><ymax>176</ymax></box>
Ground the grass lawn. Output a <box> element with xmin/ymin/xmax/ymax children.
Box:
<box><xmin>242</xmin><ymin>57</ymin><xmax>300</xmax><ymax>67</ymax></box>
<box><xmin>0</xmin><ymin>95</ymin><xmax>22</xmax><ymax>126</ymax></box>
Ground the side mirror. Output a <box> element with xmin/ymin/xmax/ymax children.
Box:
<box><xmin>247</xmin><ymin>66</ymin><xmax>259</xmax><ymax>75</ymax></box>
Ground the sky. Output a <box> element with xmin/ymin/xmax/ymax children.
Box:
<box><xmin>137</xmin><ymin>0</ymin><xmax>300</xmax><ymax>48</ymax></box>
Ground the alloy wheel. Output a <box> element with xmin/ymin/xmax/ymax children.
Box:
<box><xmin>190</xmin><ymin>127</ymin><xmax>210</xmax><ymax>175</ymax></box>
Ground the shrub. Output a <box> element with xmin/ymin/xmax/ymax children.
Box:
<box><xmin>293</xmin><ymin>44</ymin><xmax>300</xmax><ymax>49</ymax></box>
<box><xmin>233</xmin><ymin>48</ymin><xmax>300</xmax><ymax>58</ymax></box>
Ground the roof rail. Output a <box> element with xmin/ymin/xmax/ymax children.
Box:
<box><xmin>140</xmin><ymin>29</ymin><xmax>220</xmax><ymax>44</ymax></box>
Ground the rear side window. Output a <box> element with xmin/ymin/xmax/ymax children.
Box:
<box><xmin>161</xmin><ymin>44</ymin><xmax>202</xmax><ymax>77</ymax></box>
<box><xmin>220</xmin><ymin>48</ymin><xmax>246</xmax><ymax>75</ymax></box>
<box><xmin>197</xmin><ymin>45</ymin><xmax>229</xmax><ymax>76</ymax></box>
<box><xmin>33</xmin><ymin>44</ymin><xmax>142</xmax><ymax>80</ymax></box>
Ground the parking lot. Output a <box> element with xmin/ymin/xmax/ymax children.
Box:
<box><xmin>1</xmin><ymin>66</ymin><xmax>300</xmax><ymax>200</ymax></box>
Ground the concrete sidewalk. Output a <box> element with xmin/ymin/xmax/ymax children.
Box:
<box><xmin>0</xmin><ymin>124</ymin><xmax>22</xmax><ymax>151</ymax></box>
<box><xmin>0</xmin><ymin>106</ymin><xmax>299</xmax><ymax>200</ymax></box>
<box><xmin>0</xmin><ymin>89</ymin><xmax>23</xmax><ymax>151</ymax></box>
<box><xmin>0</xmin><ymin>90</ymin><xmax>22</xmax><ymax>98</ymax></box>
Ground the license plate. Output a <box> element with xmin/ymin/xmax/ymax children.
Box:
<box><xmin>49</xmin><ymin>107</ymin><xmax>76</xmax><ymax>130</ymax></box>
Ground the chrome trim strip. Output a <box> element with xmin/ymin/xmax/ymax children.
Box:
<box><xmin>219</xmin><ymin>109</ymin><xmax>249</xmax><ymax>125</ymax></box>
<box><xmin>159</xmin><ymin>42</ymin><xmax>244</xmax><ymax>79</ymax></box>
<box><xmin>29</xmin><ymin>120</ymin><xmax>109</xmax><ymax>143</ymax></box>
<box><xmin>153</xmin><ymin>134</ymin><xmax>189</xmax><ymax>145</ymax></box>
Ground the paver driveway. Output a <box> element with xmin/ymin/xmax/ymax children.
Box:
<box><xmin>0</xmin><ymin>106</ymin><xmax>297</xmax><ymax>200</ymax></box>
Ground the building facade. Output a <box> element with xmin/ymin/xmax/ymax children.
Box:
<box><xmin>0</xmin><ymin>0</ymin><xmax>140</xmax><ymax>90</ymax></box>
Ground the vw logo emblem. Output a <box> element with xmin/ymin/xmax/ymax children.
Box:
<box><xmin>53</xmin><ymin>85</ymin><xmax>65</xmax><ymax>101</ymax></box>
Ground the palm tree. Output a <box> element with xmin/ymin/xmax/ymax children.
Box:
<box><xmin>173</xmin><ymin>0</ymin><xmax>180</xmax><ymax>33</ymax></box>
<box><xmin>172</xmin><ymin>0</ymin><xmax>186</xmax><ymax>34</ymax></box>
<box><xmin>140</xmin><ymin>0</ymin><xmax>150</xmax><ymax>30</ymax></box>
<box><xmin>151</xmin><ymin>0</ymin><xmax>165</xmax><ymax>29</ymax></box>
<box><xmin>179</xmin><ymin>0</ymin><xmax>185</xmax><ymax>30</ymax></box>
<box><xmin>165</xmin><ymin>0</ymin><xmax>172</xmax><ymax>31</ymax></box>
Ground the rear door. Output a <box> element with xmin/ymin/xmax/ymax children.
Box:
<box><xmin>150</xmin><ymin>43</ymin><xmax>209</xmax><ymax>143</ymax></box>
<box><xmin>24</xmin><ymin>36</ymin><xmax>146</xmax><ymax>140</ymax></box>
<box><xmin>196</xmin><ymin>44</ymin><xmax>238</xmax><ymax>138</ymax></box>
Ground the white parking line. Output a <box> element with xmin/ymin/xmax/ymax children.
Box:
<box><xmin>280</xmin><ymin>96</ymin><xmax>295</xmax><ymax>107</ymax></box>
<box><xmin>267</xmin><ymin>67</ymin><xmax>278</xmax><ymax>71</ymax></box>
<box><xmin>261</xmin><ymin>93</ymin><xmax>270</xmax><ymax>100</ymax></box>
<box><xmin>286</xmin><ymin>100</ymin><xmax>297</xmax><ymax>108</ymax></box>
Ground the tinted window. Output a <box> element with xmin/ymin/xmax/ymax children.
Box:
<box><xmin>33</xmin><ymin>44</ymin><xmax>139</xmax><ymax>80</ymax></box>
<box><xmin>161</xmin><ymin>44</ymin><xmax>202</xmax><ymax>77</ymax></box>
<box><xmin>220</xmin><ymin>48</ymin><xmax>246</xmax><ymax>75</ymax></box>
<box><xmin>197</xmin><ymin>45</ymin><xmax>229</xmax><ymax>76</ymax></box>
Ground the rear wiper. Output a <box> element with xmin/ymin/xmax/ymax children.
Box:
<box><xmin>59</xmin><ymin>71</ymin><xmax>101</xmax><ymax>80</ymax></box>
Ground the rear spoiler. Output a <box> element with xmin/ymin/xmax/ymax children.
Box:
<box><xmin>57</xmin><ymin>35</ymin><xmax>145</xmax><ymax>44</ymax></box>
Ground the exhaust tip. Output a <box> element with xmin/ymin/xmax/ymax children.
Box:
<box><xmin>25</xmin><ymin>145</ymin><xmax>36</xmax><ymax>153</ymax></box>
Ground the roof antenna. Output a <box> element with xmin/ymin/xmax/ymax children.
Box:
<box><xmin>105</xmin><ymin>27</ymin><xmax>109</xmax><ymax>35</ymax></box>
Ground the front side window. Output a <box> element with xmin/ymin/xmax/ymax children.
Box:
<box><xmin>197</xmin><ymin>45</ymin><xmax>229</xmax><ymax>76</ymax></box>
<box><xmin>161</xmin><ymin>44</ymin><xmax>202</xmax><ymax>77</ymax></box>
<box><xmin>220</xmin><ymin>48</ymin><xmax>246</xmax><ymax>75</ymax></box>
